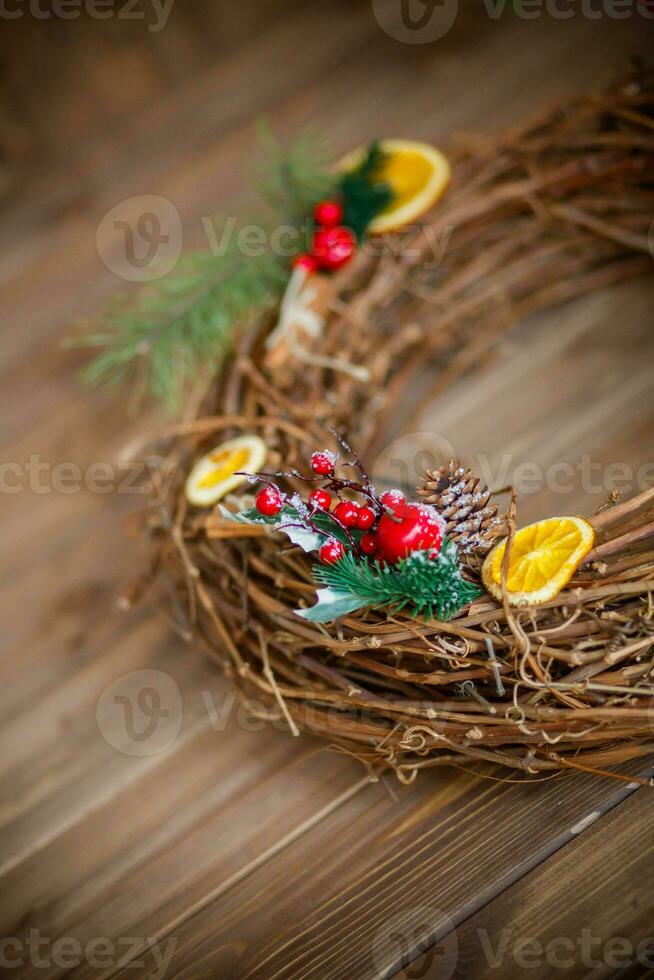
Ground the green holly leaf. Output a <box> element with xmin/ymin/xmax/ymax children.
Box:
<box><xmin>217</xmin><ymin>504</ymin><xmax>352</xmax><ymax>553</ymax></box>
<box><xmin>295</xmin><ymin>587</ymin><xmax>368</xmax><ymax>623</ymax></box>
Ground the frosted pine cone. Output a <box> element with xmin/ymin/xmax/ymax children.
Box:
<box><xmin>417</xmin><ymin>461</ymin><xmax>504</xmax><ymax>555</ymax></box>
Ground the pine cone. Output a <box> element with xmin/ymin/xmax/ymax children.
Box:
<box><xmin>417</xmin><ymin>461</ymin><xmax>504</xmax><ymax>556</ymax></box>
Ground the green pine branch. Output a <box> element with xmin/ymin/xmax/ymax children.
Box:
<box><xmin>77</xmin><ymin>246</ymin><xmax>286</xmax><ymax>411</ymax></box>
<box><xmin>73</xmin><ymin>129</ymin><xmax>338</xmax><ymax>411</ymax></box>
<box><xmin>312</xmin><ymin>542</ymin><xmax>481</xmax><ymax>621</ymax></box>
<box><xmin>339</xmin><ymin>141</ymin><xmax>393</xmax><ymax>240</ymax></box>
<box><xmin>255</xmin><ymin>124</ymin><xmax>338</xmax><ymax>226</ymax></box>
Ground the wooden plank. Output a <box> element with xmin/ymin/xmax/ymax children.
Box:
<box><xmin>417</xmin><ymin>279</ymin><xmax>654</xmax><ymax>522</ymax></box>
<box><xmin>0</xmin><ymin>8</ymin><xmax>652</xmax><ymax>980</ymax></box>
<box><xmin>110</xmin><ymin>764</ymin><xmax>651</xmax><ymax>980</ymax></box>
<box><xmin>392</xmin><ymin>784</ymin><xmax>654</xmax><ymax>979</ymax></box>
<box><xmin>0</xmin><ymin>709</ymin><xmax>366</xmax><ymax>945</ymax></box>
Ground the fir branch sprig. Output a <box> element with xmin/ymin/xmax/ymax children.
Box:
<box><xmin>78</xmin><ymin>245</ymin><xmax>286</xmax><ymax>411</ymax></box>
<box><xmin>339</xmin><ymin>141</ymin><xmax>393</xmax><ymax>240</ymax></box>
<box><xmin>255</xmin><ymin>124</ymin><xmax>338</xmax><ymax>227</ymax></box>
<box><xmin>304</xmin><ymin>543</ymin><xmax>481</xmax><ymax>623</ymax></box>
<box><xmin>73</xmin><ymin>130</ymin><xmax>338</xmax><ymax>411</ymax></box>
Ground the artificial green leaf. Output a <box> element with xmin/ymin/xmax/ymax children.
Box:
<box><xmin>295</xmin><ymin>587</ymin><xmax>368</xmax><ymax>622</ymax></box>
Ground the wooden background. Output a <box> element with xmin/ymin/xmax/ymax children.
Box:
<box><xmin>2</xmin><ymin>3</ymin><xmax>654</xmax><ymax>978</ymax></box>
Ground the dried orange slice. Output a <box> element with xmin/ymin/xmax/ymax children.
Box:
<box><xmin>185</xmin><ymin>435</ymin><xmax>266</xmax><ymax>507</ymax></box>
<box><xmin>481</xmin><ymin>516</ymin><xmax>595</xmax><ymax>607</ymax></box>
<box><xmin>339</xmin><ymin>139</ymin><xmax>450</xmax><ymax>233</ymax></box>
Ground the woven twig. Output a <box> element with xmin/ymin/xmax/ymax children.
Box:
<box><xmin>139</xmin><ymin>66</ymin><xmax>654</xmax><ymax>783</ymax></box>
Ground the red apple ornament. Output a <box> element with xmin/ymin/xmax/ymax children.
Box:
<box><xmin>376</xmin><ymin>503</ymin><xmax>443</xmax><ymax>564</ymax></box>
<box><xmin>380</xmin><ymin>489</ymin><xmax>406</xmax><ymax>512</ymax></box>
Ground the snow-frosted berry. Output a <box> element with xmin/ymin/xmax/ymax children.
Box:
<box><xmin>311</xmin><ymin>451</ymin><xmax>335</xmax><ymax>476</ymax></box>
<box><xmin>312</xmin><ymin>226</ymin><xmax>356</xmax><ymax>271</ymax></box>
<box><xmin>314</xmin><ymin>199</ymin><xmax>343</xmax><ymax>228</ymax></box>
<box><xmin>309</xmin><ymin>488</ymin><xmax>332</xmax><ymax>510</ymax></box>
<box><xmin>319</xmin><ymin>539</ymin><xmax>345</xmax><ymax>565</ymax></box>
<box><xmin>360</xmin><ymin>533</ymin><xmax>378</xmax><ymax>556</ymax></box>
<box><xmin>255</xmin><ymin>486</ymin><xmax>283</xmax><ymax>516</ymax></box>
<box><xmin>380</xmin><ymin>489</ymin><xmax>406</xmax><ymax>512</ymax></box>
<box><xmin>376</xmin><ymin>503</ymin><xmax>443</xmax><ymax>564</ymax></box>
<box><xmin>292</xmin><ymin>252</ymin><xmax>319</xmax><ymax>273</ymax></box>
<box><xmin>356</xmin><ymin>506</ymin><xmax>376</xmax><ymax>530</ymax></box>
<box><xmin>334</xmin><ymin>500</ymin><xmax>360</xmax><ymax>527</ymax></box>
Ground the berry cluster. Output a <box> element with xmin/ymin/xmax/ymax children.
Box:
<box><xmin>293</xmin><ymin>199</ymin><xmax>356</xmax><ymax>274</ymax></box>
<box><xmin>253</xmin><ymin>440</ymin><xmax>444</xmax><ymax>567</ymax></box>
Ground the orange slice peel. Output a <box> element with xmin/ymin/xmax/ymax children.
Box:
<box><xmin>339</xmin><ymin>139</ymin><xmax>450</xmax><ymax>233</ymax></box>
<box><xmin>185</xmin><ymin>435</ymin><xmax>267</xmax><ymax>507</ymax></box>
<box><xmin>481</xmin><ymin>516</ymin><xmax>595</xmax><ymax>607</ymax></box>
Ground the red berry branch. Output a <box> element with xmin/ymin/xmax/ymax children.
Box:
<box><xmin>239</xmin><ymin>434</ymin><xmax>444</xmax><ymax>567</ymax></box>
<box><xmin>293</xmin><ymin>198</ymin><xmax>356</xmax><ymax>274</ymax></box>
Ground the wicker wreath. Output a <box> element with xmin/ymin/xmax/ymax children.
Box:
<box><xmin>134</xmin><ymin>66</ymin><xmax>654</xmax><ymax>785</ymax></box>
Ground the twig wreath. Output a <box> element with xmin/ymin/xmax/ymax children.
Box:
<box><xmin>95</xmin><ymin>64</ymin><xmax>654</xmax><ymax>784</ymax></box>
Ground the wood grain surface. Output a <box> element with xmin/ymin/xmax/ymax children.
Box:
<box><xmin>1</xmin><ymin>4</ymin><xmax>653</xmax><ymax>978</ymax></box>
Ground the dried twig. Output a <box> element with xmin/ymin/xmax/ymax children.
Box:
<box><xmin>146</xmin><ymin>66</ymin><xmax>654</xmax><ymax>783</ymax></box>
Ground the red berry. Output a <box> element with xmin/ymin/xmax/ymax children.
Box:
<box><xmin>356</xmin><ymin>506</ymin><xmax>376</xmax><ymax>530</ymax></box>
<box><xmin>255</xmin><ymin>486</ymin><xmax>283</xmax><ymax>516</ymax></box>
<box><xmin>360</xmin><ymin>533</ymin><xmax>378</xmax><ymax>556</ymax></box>
<box><xmin>314</xmin><ymin>199</ymin><xmax>344</xmax><ymax>228</ymax></box>
<box><xmin>380</xmin><ymin>489</ymin><xmax>406</xmax><ymax>512</ymax></box>
<box><xmin>311</xmin><ymin>451</ymin><xmax>335</xmax><ymax>476</ymax></box>
<box><xmin>319</xmin><ymin>539</ymin><xmax>345</xmax><ymax>565</ymax></box>
<box><xmin>312</xmin><ymin>226</ymin><xmax>356</xmax><ymax>271</ymax></box>
<box><xmin>334</xmin><ymin>500</ymin><xmax>360</xmax><ymax>527</ymax></box>
<box><xmin>376</xmin><ymin>503</ymin><xmax>443</xmax><ymax>564</ymax></box>
<box><xmin>292</xmin><ymin>252</ymin><xmax>319</xmax><ymax>273</ymax></box>
<box><xmin>309</xmin><ymin>488</ymin><xmax>332</xmax><ymax>510</ymax></box>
